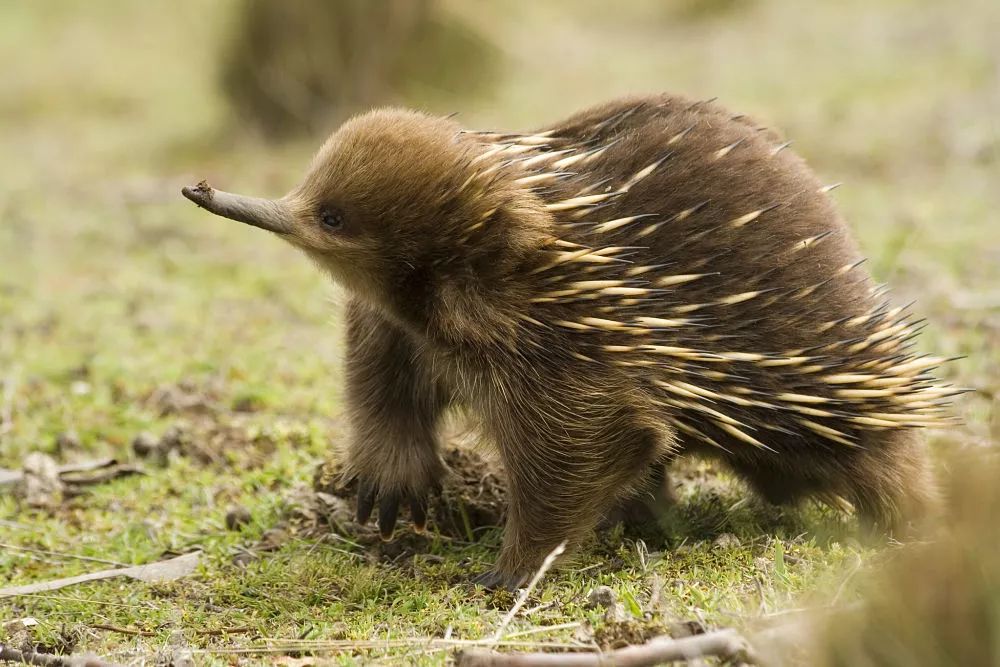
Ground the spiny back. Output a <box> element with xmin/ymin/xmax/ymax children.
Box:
<box><xmin>456</xmin><ymin>94</ymin><xmax>958</xmax><ymax>451</ymax></box>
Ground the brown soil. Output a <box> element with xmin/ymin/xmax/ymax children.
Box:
<box><xmin>592</xmin><ymin>619</ymin><xmax>670</xmax><ymax>650</ymax></box>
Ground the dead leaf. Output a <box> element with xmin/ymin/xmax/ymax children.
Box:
<box><xmin>0</xmin><ymin>551</ymin><xmax>201</xmax><ymax>598</ymax></box>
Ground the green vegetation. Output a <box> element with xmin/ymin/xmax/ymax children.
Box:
<box><xmin>1</xmin><ymin>0</ymin><xmax>997</xmax><ymax>664</ymax></box>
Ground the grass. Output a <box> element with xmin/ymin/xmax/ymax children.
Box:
<box><xmin>1</xmin><ymin>0</ymin><xmax>998</xmax><ymax>664</ymax></box>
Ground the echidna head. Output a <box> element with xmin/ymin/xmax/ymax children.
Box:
<box><xmin>183</xmin><ymin>108</ymin><xmax>552</xmax><ymax>328</ymax></box>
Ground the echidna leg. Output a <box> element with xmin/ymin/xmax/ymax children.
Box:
<box><xmin>736</xmin><ymin>460</ymin><xmax>820</xmax><ymax>507</ymax></box>
<box><xmin>342</xmin><ymin>299</ymin><xmax>450</xmax><ymax>538</ymax></box>
<box><xmin>600</xmin><ymin>458</ymin><xmax>677</xmax><ymax>535</ymax></box>
<box><xmin>846</xmin><ymin>429</ymin><xmax>939</xmax><ymax>537</ymax></box>
<box><xmin>726</xmin><ymin>429</ymin><xmax>938</xmax><ymax>537</ymax></box>
<box><xmin>476</xmin><ymin>409</ymin><xmax>668</xmax><ymax>590</ymax></box>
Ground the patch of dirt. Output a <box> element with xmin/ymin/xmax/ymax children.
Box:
<box><xmin>231</xmin><ymin>445</ymin><xmax>508</xmax><ymax>569</ymax></box>
<box><xmin>132</xmin><ymin>418</ymin><xmax>287</xmax><ymax>469</ymax></box>
<box><xmin>309</xmin><ymin>446</ymin><xmax>507</xmax><ymax>546</ymax></box>
<box><xmin>176</xmin><ymin>420</ymin><xmax>282</xmax><ymax>468</ymax></box>
<box><xmin>142</xmin><ymin>378</ymin><xmax>224</xmax><ymax>416</ymax></box>
<box><xmin>591</xmin><ymin>618</ymin><xmax>671</xmax><ymax>650</ymax></box>
<box><xmin>2</xmin><ymin>617</ymin><xmax>82</xmax><ymax>657</ymax></box>
<box><xmin>435</xmin><ymin>447</ymin><xmax>508</xmax><ymax>538</ymax></box>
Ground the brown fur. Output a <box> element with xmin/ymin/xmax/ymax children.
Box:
<box><xmin>185</xmin><ymin>93</ymin><xmax>952</xmax><ymax>588</ymax></box>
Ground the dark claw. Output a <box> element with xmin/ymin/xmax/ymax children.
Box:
<box><xmin>378</xmin><ymin>492</ymin><xmax>400</xmax><ymax>540</ymax></box>
<box><xmin>472</xmin><ymin>569</ymin><xmax>523</xmax><ymax>592</ymax></box>
<box><xmin>410</xmin><ymin>496</ymin><xmax>427</xmax><ymax>532</ymax></box>
<box><xmin>357</xmin><ymin>481</ymin><xmax>376</xmax><ymax>525</ymax></box>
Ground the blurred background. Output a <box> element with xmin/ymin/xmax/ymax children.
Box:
<box><xmin>0</xmin><ymin>0</ymin><xmax>998</xmax><ymax>661</ymax></box>
<box><xmin>1</xmin><ymin>0</ymin><xmax>996</xmax><ymax>456</ymax></box>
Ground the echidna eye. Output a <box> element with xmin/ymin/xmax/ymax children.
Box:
<box><xmin>319</xmin><ymin>208</ymin><xmax>345</xmax><ymax>232</ymax></box>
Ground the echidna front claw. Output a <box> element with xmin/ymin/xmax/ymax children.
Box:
<box><xmin>410</xmin><ymin>496</ymin><xmax>428</xmax><ymax>533</ymax></box>
<box><xmin>378</xmin><ymin>492</ymin><xmax>400</xmax><ymax>541</ymax></box>
<box><xmin>353</xmin><ymin>477</ymin><xmax>434</xmax><ymax>540</ymax></box>
<box><xmin>356</xmin><ymin>480</ymin><xmax>376</xmax><ymax>525</ymax></box>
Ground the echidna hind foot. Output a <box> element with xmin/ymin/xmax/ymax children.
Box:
<box><xmin>700</xmin><ymin>428</ymin><xmax>938</xmax><ymax>537</ymax></box>
<box><xmin>848</xmin><ymin>429</ymin><xmax>939</xmax><ymax>538</ymax></box>
<box><xmin>600</xmin><ymin>462</ymin><xmax>677</xmax><ymax>536</ymax></box>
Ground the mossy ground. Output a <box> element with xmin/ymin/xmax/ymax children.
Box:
<box><xmin>1</xmin><ymin>1</ymin><xmax>997</xmax><ymax>664</ymax></box>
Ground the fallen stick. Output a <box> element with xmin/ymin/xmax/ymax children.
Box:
<box><xmin>194</xmin><ymin>627</ymin><xmax>254</xmax><ymax>637</ymax></box>
<box><xmin>0</xmin><ymin>643</ymin><xmax>118</xmax><ymax>667</ymax></box>
<box><xmin>59</xmin><ymin>463</ymin><xmax>144</xmax><ymax>486</ymax></box>
<box><xmin>0</xmin><ymin>458</ymin><xmax>141</xmax><ymax>489</ymax></box>
<box><xmin>491</xmin><ymin>542</ymin><xmax>566</xmax><ymax>645</ymax></box>
<box><xmin>89</xmin><ymin>624</ymin><xmax>253</xmax><ymax>638</ymax></box>
<box><xmin>456</xmin><ymin>628</ymin><xmax>755</xmax><ymax>666</ymax></box>
<box><xmin>88</xmin><ymin>624</ymin><xmax>155</xmax><ymax>638</ymax></box>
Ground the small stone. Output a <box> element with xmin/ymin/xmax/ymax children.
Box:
<box><xmin>232</xmin><ymin>395</ymin><xmax>261</xmax><ymax>413</ymax></box>
<box><xmin>713</xmin><ymin>532</ymin><xmax>741</xmax><ymax>549</ymax></box>
<box><xmin>2</xmin><ymin>617</ymin><xmax>38</xmax><ymax>653</ymax></box>
<box><xmin>232</xmin><ymin>551</ymin><xmax>257</xmax><ymax>568</ymax></box>
<box><xmin>170</xmin><ymin>647</ymin><xmax>195</xmax><ymax>667</ymax></box>
<box><xmin>586</xmin><ymin>585</ymin><xmax>619</xmax><ymax>610</ymax></box>
<box><xmin>132</xmin><ymin>432</ymin><xmax>159</xmax><ymax>457</ymax></box>
<box><xmin>19</xmin><ymin>452</ymin><xmax>64</xmax><ymax>508</ymax></box>
<box><xmin>585</xmin><ymin>585</ymin><xmax>628</xmax><ymax>622</ymax></box>
<box><xmin>54</xmin><ymin>430</ymin><xmax>81</xmax><ymax>453</ymax></box>
<box><xmin>225</xmin><ymin>506</ymin><xmax>252</xmax><ymax>531</ymax></box>
<box><xmin>258</xmin><ymin>526</ymin><xmax>289</xmax><ymax>550</ymax></box>
<box><xmin>70</xmin><ymin>381</ymin><xmax>91</xmax><ymax>396</ymax></box>
<box><xmin>668</xmin><ymin>619</ymin><xmax>706</xmax><ymax>638</ymax></box>
<box><xmin>159</xmin><ymin>425</ymin><xmax>186</xmax><ymax>452</ymax></box>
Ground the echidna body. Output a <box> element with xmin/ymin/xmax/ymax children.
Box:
<box><xmin>183</xmin><ymin>94</ymin><xmax>956</xmax><ymax>589</ymax></box>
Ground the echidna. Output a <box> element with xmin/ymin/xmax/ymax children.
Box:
<box><xmin>182</xmin><ymin>94</ymin><xmax>958</xmax><ymax>589</ymax></box>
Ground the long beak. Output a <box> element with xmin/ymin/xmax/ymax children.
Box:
<box><xmin>181</xmin><ymin>181</ymin><xmax>293</xmax><ymax>234</ymax></box>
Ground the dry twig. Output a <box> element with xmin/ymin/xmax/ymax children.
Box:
<box><xmin>491</xmin><ymin>542</ymin><xmax>567</xmax><ymax>645</ymax></box>
<box><xmin>0</xmin><ymin>643</ymin><xmax>118</xmax><ymax>667</ymax></box>
<box><xmin>89</xmin><ymin>625</ymin><xmax>154</xmax><ymax>638</ymax></box>
<box><xmin>456</xmin><ymin>629</ymin><xmax>756</xmax><ymax>666</ymax></box>
<box><xmin>89</xmin><ymin>624</ymin><xmax>253</xmax><ymax>638</ymax></box>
